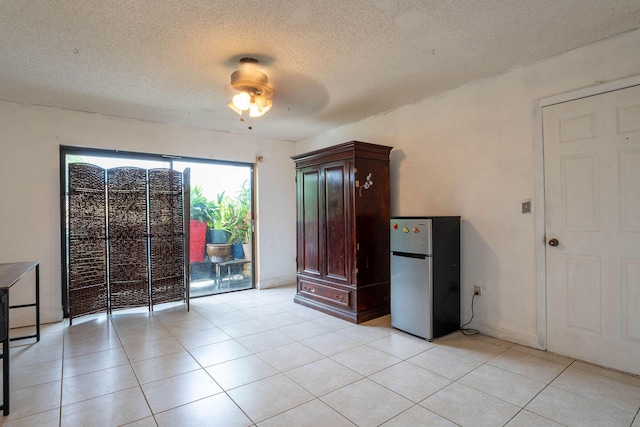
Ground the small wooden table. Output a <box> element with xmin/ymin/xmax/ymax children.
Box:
<box><xmin>0</xmin><ymin>261</ymin><xmax>41</xmax><ymax>416</ymax></box>
<box><xmin>215</xmin><ymin>259</ymin><xmax>251</xmax><ymax>288</ymax></box>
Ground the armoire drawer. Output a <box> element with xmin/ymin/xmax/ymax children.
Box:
<box><xmin>298</xmin><ymin>279</ymin><xmax>351</xmax><ymax>308</ymax></box>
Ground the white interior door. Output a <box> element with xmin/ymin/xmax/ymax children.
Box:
<box><xmin>543</xmin><ymin>84</ymin><xmax>640</xmax><ymax>375</ymax></box>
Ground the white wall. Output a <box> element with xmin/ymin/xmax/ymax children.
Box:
<box><xmin>4</xmin><ymin>29</ymin><xmax>639</xmax><ymax>340</ymax></box>
<box><xmin>0</xmin><ymin>102</ymin><xmax>297</xmax><ymax>326</ymax></box>
<box><xmin>298</xmin><ymin>29</ymin><xmax>640</xmax><ymax>348</ymax></box>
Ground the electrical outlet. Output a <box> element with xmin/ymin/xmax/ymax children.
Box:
<box><xmin>474</xmin><ymin>285</ymin><xmax>482</xmax><ymax>296</ymax></box>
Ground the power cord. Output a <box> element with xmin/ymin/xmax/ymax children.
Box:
<box><xmin>461</xmin><ymin>291</ymin><xmax>480</xmax><ymax>336</ymax></box>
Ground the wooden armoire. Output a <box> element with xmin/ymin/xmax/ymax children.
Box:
<box><xmin>292</xmin><ymin>141</ymin><xmax>393</xmax><ymax>323</ymax></box>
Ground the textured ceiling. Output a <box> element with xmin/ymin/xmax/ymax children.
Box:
<box><xmin>1</xmin><ymin>1</ymin><xmax>639</xmax><ymax>142</ymax></box>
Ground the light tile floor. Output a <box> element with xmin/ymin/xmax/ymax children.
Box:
<box><xmin>2</xmin><ymin>284</ymin><xmax>640</xmax><ymax>426</ymax></box>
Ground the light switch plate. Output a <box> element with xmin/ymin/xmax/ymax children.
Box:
<box><xmin>522</xmin><ymin>200</ymin><xmax>531</xmax><ymax>214</ymax></box>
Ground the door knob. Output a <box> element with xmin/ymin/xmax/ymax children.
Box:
<box><xmin>548</xmin><ymin>238</ymin><xmax>559</xmax><ymax>247</ymax></box>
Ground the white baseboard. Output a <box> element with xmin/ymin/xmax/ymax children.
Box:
<box><xmin>470</xmin><ymin>319</ymin><xmax>541</xmax><ymax>349</ymax></box>
<box><xmin>9</xmin><ymin>307</ymin><xmax>64</xmax><ymax>328</ymax></box>
<box><xmin>258</xmin><ymin>275</ymin><xmax>296</xmax><ymax>289</ymax></box>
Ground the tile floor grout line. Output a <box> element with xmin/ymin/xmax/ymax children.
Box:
<box><xmin>164</xmin><ymin>303</ymin><xmax>274</xmax><ymax>426</ymax></box>
<box><xmin>215</xmin><ymin>297</ymin><xmax>389</xmax><ymax>425</ymax></box>
<box><xmin>229</xmin><ymin>294</ymin><xmax>319</xmax><ymax>425</ymax></box>
<box><xmin>7</xmin><ymin>286</ymin><xmax>640</xmax><ymax>426</ymax></box>
<box><xmin>515</xmin><ymin>359</ymin><xmax>580</xmax><ymax>426</ymax></box>
<box><xmin>282</xmin><ymin>330</ymin><xmax>455</xmax><ymax>425</ymax></box>
<box><xmin>483</xmin><ymin>344</ymin><xmax>572</xmax><ymax>426</ymax></box>
<box><xmin>542</xmin><ymin>359</ymin><xmax>640</xmax><ymax>419</ymax></box>
<box><xmin>413</xmin><ymin>336</ymin><xmax>559</xmax><ymax>427</ymax></box>
<box><xmin>220</xmin><ymin>299</ymin><xmax>314</xmax><ymax>426</ymax></box>
<box><xmin>106</xmin><ymin>313</ymin><xmax>158</xmax><ymax>425</ymax></box>
<box><xmin>450</xmin><ymin>346</ymin><xmax>514</xmax><ymax>395</ymax></box>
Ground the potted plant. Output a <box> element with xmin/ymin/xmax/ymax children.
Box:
<box><xmin>224</xmin><ymin>180</ymin><xmax>252</xmax><ymax>259</ymax></box>
<box><xmin>205</xmin><ymin>192</ymin><xmax>230</xmax><ymax>244</ymax></box>
<box><xmin>239</xmin><ymin>212</ymin><xmax>252</xmax><ymax>261</ymax></box>
<box><xmin>205</xmin><ymin>192</ymin><xmax>237</xmax><ymax>262</ymax></box>
<box><xmin>189</xmin><ymin>185</ymin><xmax>211</xmax><ymax>262</ymax></box>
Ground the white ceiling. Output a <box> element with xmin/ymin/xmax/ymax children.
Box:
<box><xmin>1</xmin><ymin>1</ymin><xmax>639</xmax><ymax>142</ymax></box>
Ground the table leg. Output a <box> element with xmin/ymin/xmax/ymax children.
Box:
<box><xmin>35</xmin><ymin>264</ymin><xmax>40</xmax><ymax>342</ymax></box>
<box><xmin>1</xmin><ymin>289</ymin><xmax>9</xmax><ymax>415</ymax></box>
<box><xmin>215</xmin><ymin>263</ymin><xmax>221</xmax><ymax>289</ymax></box>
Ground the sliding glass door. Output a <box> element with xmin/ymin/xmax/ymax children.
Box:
<box><xmin>60</xmin><ymin>147</ymin><xmax>255</xmax><ymax>316</ymax></box>
<box><xmin>173</xmin><ymin>160</ymin><xmax>254</xmax><ymax>297</ymax></box>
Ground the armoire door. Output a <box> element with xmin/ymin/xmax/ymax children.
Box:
<box><xmin>297</xmin><ymin>166</ymin><xmax>322</xmax><ymax>278</ymax></box>
<box><xmin>297</xmin><ymin>161</ymin><xmax>351</xmax><ymax>285</ymax></box>
<box><xmin>322</xmin><ymin>160</ymin><xmax>351</xmax><ymax>284</ymax></box>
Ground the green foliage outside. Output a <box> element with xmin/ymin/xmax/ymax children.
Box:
<box><xmin>67</xmin><ymin>155</ymin><xmax>85</xmax><ymax>164</ymax></box>
<box><xmin>189</xmin><ymin>185</ymin><xmax>213</xmax><ymax>224</ymax></box>
<box><xmin>189</xmin><ymin>181</ymin><xmax>251</xmax><ymax>244</ymax></box>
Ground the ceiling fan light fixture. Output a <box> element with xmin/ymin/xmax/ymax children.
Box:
<box><xmin>248</xmin><ymin>103</ymin><xmax>262</xmax><ymax>118</ymax></box>
<box><xmin>228</xmin><ymin>57</ymin><xmax>273</xmax><ymax>118</ymax></box>
<box><xmin>249</xmin><ymin>97</ymin><xmax>272</xmax><ymax>117</ymax></box>
<box><xmin>232</xmin><ymin>91</ymin><xmax>251</xmax><ymax>110</ymax></box>
<box><xmin>227</xmin><ymin>101</ymin><xmax>243</xmax><ymax>115</ymax></box>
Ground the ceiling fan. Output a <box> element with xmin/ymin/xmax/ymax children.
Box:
<box><xmin>228</xmin><ymin>57</ymin><xmax>273</xmax><ymax>118</ymax></box>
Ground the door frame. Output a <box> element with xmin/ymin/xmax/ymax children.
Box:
<box><xmin>533</xmin><ymin>74</ymin><xmax>640</xmax><ymax>350</ymax></box>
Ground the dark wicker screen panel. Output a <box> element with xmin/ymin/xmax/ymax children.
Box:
<box><xmin>68</xmin><ymin>163</ymin><xmax>108</xmax><ymax>320</ymax></box>
<box><xmin>107</xmin><ymin>167</ymin><xmax>150</xmax><ymax>310</ymax></box>
<box><xmin>67</xmin><ymin>165</ymin><xmax>186</xmax><ymax>321</ymax></box>
<box><xmin>148</xmin><ymin>169</ymin><xmax>185</xmax><ymax>305</ymax></box>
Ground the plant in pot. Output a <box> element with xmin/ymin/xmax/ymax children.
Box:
<box><xmin>224</xmin><ymin>180</ymin><xmax>252</xmax><ymax>260</ymax></box>
<box><xmin>189</xmin><ymin>186</ymin><xmax>211</xmax><ymax>263</ymax></box>
<box><xmin>236</xmin><ymin>213</ymin><xmax>252</xmax><ymax>261</ymax></box>
<box><xmin>205</xmin><ymin>192</ymin><xmax>235</xmax><ymax>263</ymax></box>
<box><xmin>205</xmin><ymin>192</ymin><xmax>230</xmax><ymax>244</ymax></box>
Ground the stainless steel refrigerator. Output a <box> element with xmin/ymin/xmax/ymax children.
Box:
<box><xmin>390</xmin><ymin>217</ymin><xmax>460</xmax><ymax>340</ymax></box>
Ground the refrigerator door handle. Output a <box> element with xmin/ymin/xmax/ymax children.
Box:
<box><xmin>391</xmin><ymin>251</ymin><xmax>430</xmax><ymax>259</ymax></box>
